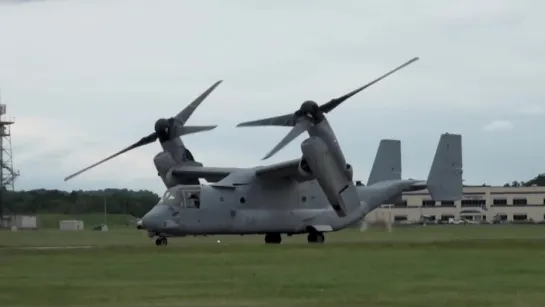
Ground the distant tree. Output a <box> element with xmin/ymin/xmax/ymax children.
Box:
<box><xmin>8</xmin><ymin>172</ymin><xmax>545</xmax><ymax>215</ymax></box>
<box><xmin>5</xmin><ymin>189</ymin><xmax>160</xmax><ymax>218</ymax></box>
<box><xmin>503</xmin><ymin>173</ymin><xmax>545</xmax><ymax>187</ymax></box>
<box><xmin>523</xmin><ymin>174</ymin><xmax>545</xmax><ymax>187</ymax></box>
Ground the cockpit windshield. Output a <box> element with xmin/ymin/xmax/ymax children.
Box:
<box><xmin>159</xmin><ymin>185</ymin><xmax>202</xmax><ymax>209</ymax></box>
<box><xmin>161</xmin><ymin>190</ymin><xmax>176</xmax><ymax>202</ymax></box>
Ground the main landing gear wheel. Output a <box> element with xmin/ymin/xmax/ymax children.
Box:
<box><xmin>307</xmin><ymin>232</ymin><xmax>325</xmax><ymax>244</ymax></box>
<box><xmin>264</xmin><ymin>233</ymin><xmax>282</xmax><ymax>244</ymax></box>
<box><xmin>155</xmin><ymin>236</ymin><xmax>168</xmax><ymax>246</ymax></box>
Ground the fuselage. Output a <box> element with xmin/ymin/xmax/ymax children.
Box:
<box><xmin>139</xmin><ymin>177</ymin><xmax>424</xmax><ymax>236</ymax></box>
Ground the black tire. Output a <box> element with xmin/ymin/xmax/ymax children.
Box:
<box><xmin>307</xmin><ymin>232</ymin><xmax>325</xmax><ymax>244</ymax></box>
<box><xmin>264</xmin><ymin>233</ymin><xmax>281</xmax><ymax>244</ymax></box>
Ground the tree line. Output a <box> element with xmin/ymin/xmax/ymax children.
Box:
<box><xmin>3</xmin><ymin>174</ymin><xmax>545</xmax><ymax>217</ymax></box>
<box><xmin>502</xmin><ymin>174</ymin><xmax>545</xmax><ymax>187</ymax></box>
<box><xmin>3</xmin><ymin>188</ymin><xmax>160</xmax><ymax>218</ymax></box>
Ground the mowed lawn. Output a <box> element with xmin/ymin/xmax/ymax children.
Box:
<box><xmin>2</xmin><ymin>226</ymin><xmax>545</xmax><ymax>307</ymax></box>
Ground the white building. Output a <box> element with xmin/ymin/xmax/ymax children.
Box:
<box><xmin>59</xmin><ymin>220</ymin><xmax>85</xmax><ymax>231</ymax></box>
<box><xmin>0</xmin><ymin>215</ymin><xmax>37</xmax><ymax>229</ymax></box>
<box><xmin>364</xmin><ymin>185</ymin><xmax>545</xmax><ymax>223</ymax></box>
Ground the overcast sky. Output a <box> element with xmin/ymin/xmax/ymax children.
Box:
<box><xmin>1</xmin><ymin>0</ymin><xmax>544</xmax><ymax>194</ymax></box>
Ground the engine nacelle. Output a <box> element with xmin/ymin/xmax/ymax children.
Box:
<box><xmin>164</xmin><ymin>169</ymin><xmax>178</xmax><ymax>188</ymax></box>
<box><xmin>154</xmin><ymin>151</ymin><xmax>178</xmax><ymax>187</ymax></box>
<box><xmin>345</xmin><ymin>163</ymin><xmax>353</xmax><ymax>181</ymax></box>
<box><xmin>298</xmin><ymin>156</ymin><xmax>354</xmax><ymax>181</ymax></box>
<box><xmin>301</xmin><ymin>137</ymin><xmax>361</xmax><ymax>217</ymax></box>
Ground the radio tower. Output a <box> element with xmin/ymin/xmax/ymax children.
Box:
<box><xmin>0</xmin><ymin>92</ymin><xmax>19</xmax><ymax>223</ymax></box>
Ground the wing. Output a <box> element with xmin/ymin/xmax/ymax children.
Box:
<box><xmin>255</xmin><ymin>158</ymin><xmax>313</xmax><ymax>182</ymax></box>
<box><xmin>170</xmin><ymin>165</ymin><xmax>242</xmax><ymax>182</ymax></box>
<box><xmin>171</xmin><ymin>159</ymin><xmax>313</xmax><ymax>184</ymax></box>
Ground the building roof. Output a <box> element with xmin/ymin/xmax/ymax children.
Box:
<box><xmin>403</xmin><ymin>185</ymin><xmax>545</xmax><ymax>195</ymax></box>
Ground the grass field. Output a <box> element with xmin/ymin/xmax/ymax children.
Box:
<box><xmin>2</xmin><ymin>225</ymin><xmax>545</xmax><ymax>307</ymax></box>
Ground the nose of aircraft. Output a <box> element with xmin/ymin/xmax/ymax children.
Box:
<box><xmin>136</xmin><ymin>205</ymin><xmax>167</xmax><ymax>230</ymax></box>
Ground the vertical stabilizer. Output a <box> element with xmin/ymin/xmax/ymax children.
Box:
<box><xmin>427</xmin><ymin>133</ymin><xmax>463</xmax><ymax>201</ymax></box>
<box><xmin>367</xmin><ymin>139</ymin><xmax>402</xmax><ymax>186</ymax></box>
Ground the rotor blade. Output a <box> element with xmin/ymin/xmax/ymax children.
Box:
<box><xmin>319</xmin><ymin>57</ymin><xmax>419</xmax><ymax>114</ymax></box>
<box><xmin>174</xmin><ymin>80</ymin><xmax>223</xmax><ymax>124</ymax></box>
<box><xmin>262</xmin><ymin>120</ymin><xmax>310</xmax><ymax>160</ymax></box>
<box><xmin>64</xmin><ymin>132</ymin><xmax>158</xmax><ymax>181</ymax></box>
<box><xmin>236</xmin><ymin>113</ymin><xmax>296</xmax><ymax>128</ymax></box>
<box><xmin>178</xmin><ymin>125</ymin><xmax>218</xmax><ymax>136</ymax></box>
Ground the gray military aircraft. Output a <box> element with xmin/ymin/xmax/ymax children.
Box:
<box><xmin>136</xmin><ymin>132</ymin><xmax>461</xmax><ymax>246</ymax></box>
<box><xmin>132</xmin><ymin>58</ymin><xmax>462</xmax><ymax>246</ymax></box>
<box><xmin>65</xmin><ymin>57</ymin><xmax>463</xmax><ymax>246</ymax></box>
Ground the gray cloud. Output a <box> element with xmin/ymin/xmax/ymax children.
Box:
<box><xmin>1</xmin><ymin>0</ymin><xmax>544</xmax><ymax>194</ymax></box>
<box><xmin>482</xmin><ymin>120</ymin><xmax>514</xmax><ymax>132</ymax></box>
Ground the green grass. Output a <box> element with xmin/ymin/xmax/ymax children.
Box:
<box><xmin>2</xmin><ymin>225</ymin><xmax>545</xmax><ymax>307</ymax></box>
<box><xmin>36</xmin><ymin>213</ymin><xmax>136</xmax><ymax>229</ymax></box>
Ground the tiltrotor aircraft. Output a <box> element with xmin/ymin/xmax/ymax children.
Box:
<box><xmin>65</xmin><ymin>57</ymin><xmax>464</xmax><ymax>246</ymax></box>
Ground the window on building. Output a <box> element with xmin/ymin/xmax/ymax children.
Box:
<box><xmin>492</xmin><ymin>214</ymin><xmax>508</xmax><ymax>224</ymax></box>
<box><xmin>462</xmin><ymin>215</ymin><xmax>474</xmax><ymax>221</ymax></box>
<box><xmin>422</xmin><ymin>200</ymin><xmax>435</xmax><ymax>207</ymax></box>
<box><xmin>493</xmin><ymin>198</ymin><xmax>507</xmax><ymax>205</ymax></box>
<box><xmin>441</xmin><ymin>201</ymin><xmax>455</xmax><ymax>206</ymax></box>
<box><xmin>543</xmin><ymin>198</ymin><xmax>545</xmax><ymax>205</ymax></box>
<box><xmin>395</xmin><ymin>200</ymin><xmax>407</xmax><ymax>207</ymax></box>
<box><xmin>421</xmin><ymin>215</ymin><xmax>436</xmax><ymax>222</ymax></box>
<box><xmin>513</xmin><ymin>198</ymin><xmax>527</xmax><ymax>206</ymax></box>
<box><xmin>461</xmin><ymin>199</ymin><xmax>486</xmax><ymax>207</ymax></box>
<box><xmin>513</xmin><ymin>214</ymin><xmax>528</xmax><ymax>221</ymax></box>
<box><xmin>440</xmin><ymin>214</ymin><xmax>454</xmax><ymax>221</ymax></box>
<box><xmin>394</xmin><ymin>215</ymin><xmax>408</xmax><ymax>222</ymax></box>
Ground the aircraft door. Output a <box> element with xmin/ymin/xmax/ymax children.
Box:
<box><xmin>177</xmin><ymin>185</ymin><xmax>234</xmax><ymax>234</ymax></box>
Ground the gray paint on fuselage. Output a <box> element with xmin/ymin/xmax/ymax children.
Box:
<box><xmin>141</xmin><ymin>176</ymin><xmax>422</xmax><ymax>236</ymax></box>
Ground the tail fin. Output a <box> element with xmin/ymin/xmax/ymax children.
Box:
<box><xmin>367</xmin><ymin>139</ymin><xmax>402</xmax><ymax>186</ymax></box>
<box><xmin>426</xmin><ymin>133</ymin><xmax>463</xmax><ymax>201</ymax></box>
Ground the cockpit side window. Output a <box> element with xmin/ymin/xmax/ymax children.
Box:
<box><xmin>184</xmin><ymin>191</ymin><xmax>201</xmax><ymax>209</ymax></box>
